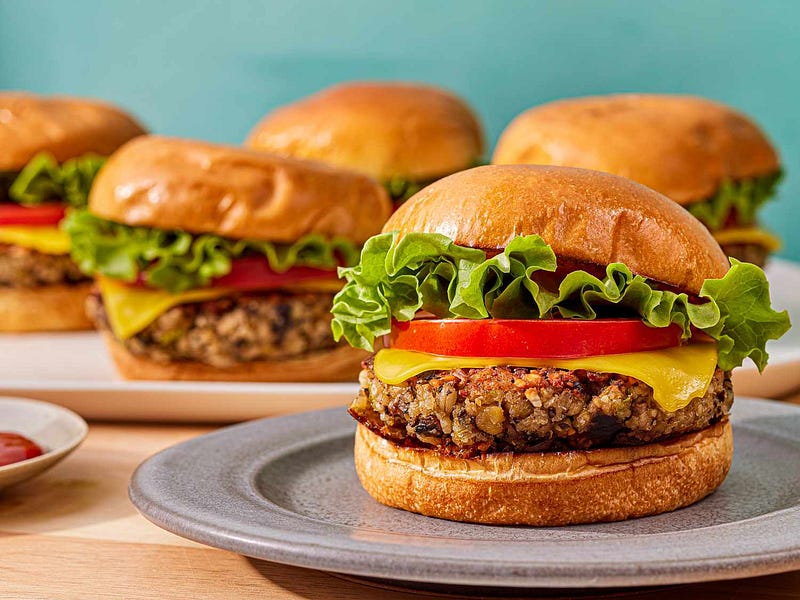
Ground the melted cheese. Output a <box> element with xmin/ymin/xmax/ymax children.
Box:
<box><xmin>98</xmin><ymin>275</ymin><xmax>344</xmax><ymax>340</ymax></box>
<box><xmin>373</xmin><ymin>345</ymin><xmax>719</xmax><ymax>413</ymax></box>
<box><xmin>0</xmin><ymin>226</ymin><xmax>71</xmax><ymax>254</ymax></box>
<box><xmin>713</xmin><ymin>227</ymin><xmax>782</xmax><ymax>251</ymax></box>
<box><xmin>289</xmin><ymin>279</ymin><xmax>345</xmax><ymax>293</ymax></box>
<box><xmin>98</xmin><ymin>277</ymin><xmax>235</xmax><ymax>340</ymax></box>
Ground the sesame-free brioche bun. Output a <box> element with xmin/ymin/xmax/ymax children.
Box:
<box><xmin>492</xmin><ymin>94</ymin><xmax>780</xmax><ymax>204</ymax></box>
<box><xmin>102</xmin><ymin>333</ymin><xmax>367</xmax><ymax>382</ymax></box>
<box><xmin>89</xmin><ymin>136</ymin><xmax>392</xmax><ymax>244</ymax></box>
<box><xmin>386</xmin><ymin>165</ymin><xmax>729</xmax><ymax>294</ymax></box>
<box><xmin>0</xmin><ymin>283</ymin><xmax>93</xmax><ymax>332</ymax></box>
<box><xmin>0</xmin><ymin>92</ymin><xmax>146</xmax><ymax>171</ymax></box>
<box><xmin>354</xmin><ymin>420</ymin><xmax>732</xmax><ymax>526</ymax></box>
<box><xmin>246</xmin><ymin>82</ymin><xmax>485</xmax><ymax>181</ymax></box>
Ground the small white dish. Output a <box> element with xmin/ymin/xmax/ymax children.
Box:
<box><xmin>0</xmin><ymin>396</ymin><xmax>88</xmax><ymax>490</ymax></box>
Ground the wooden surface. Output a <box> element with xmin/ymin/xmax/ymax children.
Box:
<box><xmin>1</xmin><ymin>421</ymin><xmax>799</xmax><ymax>600</ymax></box>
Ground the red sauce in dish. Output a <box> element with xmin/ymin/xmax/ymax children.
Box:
<box><xmin>0</xmin><ymin>433</ymin><xmax>44</xmax><ymax>467</ymax></box>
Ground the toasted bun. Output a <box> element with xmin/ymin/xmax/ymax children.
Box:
<box><xmin>246</xmin><ymin>82</ymin><xmax>484</xmax><ymax>181</ymax></box>
<box><xmin>90</xmin><ymin>136</ymin><xmax>391</xmax><ymax>244</ymax></box>
<box><xmin>0</xmin><ymin>283</ymin><xmax>93</xmax><ymax>332</ymax></box>
<box><xmin>386</xmin><ymin>165</ymin><xmax>729</xmax><ymax>294</ymax></box>
<box><xmin>0</xmin><ymin>92</ymin><xmax>146</xmax><ymax>171</ymax></box>
<box><xmin>355</xmin><ymin>420</ymin><xmax>732</xmax><ymax>525</ymax></box>
<box><xmin>493</xmin><ymin>94</ymin><xmax>780</xmax><ymax>204</ymax></box>
<box><xmin>102</xmin><ymin>333</ymin><xmax>368</xmax><ymax>382</ymax></box>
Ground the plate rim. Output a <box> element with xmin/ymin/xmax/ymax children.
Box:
<box><xmin>129</xmin><ymin>397</ymin><xmax>800</xmax><ymax>588</ymax></box>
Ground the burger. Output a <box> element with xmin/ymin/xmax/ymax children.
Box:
<box><xmin>332</xmin><ymin>165</ymin><xmax>790</xmax><ymax>525</ymax></box>
<box><xmin>492</xmin><ymin>94</ymin><xmax>782</xmax><ymax>266</ymax></box>
<box><xmin>0</xmin><ymin>92</ymin><xmax>146</xmax><ymax>331</ymax></box>
<box><xmin>64</xmin><ymin>135</ymin><xmax>392</xmax><ymax>381</ymax></box>
<box><xmin>245</xmin><ymin>81</ymin><xmax>485</xmax><ymax>207</ymax></box>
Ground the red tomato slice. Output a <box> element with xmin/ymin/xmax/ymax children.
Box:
<box><xmin>0</xmin><ymin>203</ymin><xmax>66</xmax><ymax>226</ymax></box>
<box><xmin>211</xmin><ymin>256</ymin><xmax>339</xmax><ymax>289</ymax></box>
<box><xmin>389</xmin><ymin>318</ymin><xmax>684</xmax><ymax>358</ymax></box>
<box><xmin>132</xmin><ymin>255</ymin><xmax>340</xmax><ymax>290</ymax></box>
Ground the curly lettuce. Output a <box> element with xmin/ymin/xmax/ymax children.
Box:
<box><xmin>8</xmin><ymin>153</ymin><xmax>105</xmax><ymax>208</ymax></box>
<box><xmin>687</xmin><ymin>171</ymin><xmax>782</xmax><ymax>230</ymax></box>
<box><xmin>383</xmin><ymin>178</ymin><xmax>429</xmax><ymax>205</ymax></box>
<box><xmin>0</xmin><ymin>170</ymin><xmax>16</xmax><ymax>203</ymax></box>
<box><xmin>383</xmin><ymin>160</ymin><xmax>487</xmax><ymax>204</ymax></box>
<box><xmin>331</xmin><ymin>232</ymin><xmax>790</xmax><ymax>371</ymax></box>
<box><xmin>63</xmin><ymin>209</ymin><xmax>361</xmax><ymax>293</ymax></box>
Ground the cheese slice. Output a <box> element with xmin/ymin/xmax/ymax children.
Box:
<box><xmin>373</xmin><ymin>345</ymin><xmax>719</xmax><ymax>413</ymax></box>
<box><xmin>290</xmin><ymin>278</ymin><xmax>345</xmax><ymax>293</ymax></box>
<box><xmin>0</xmin><ymin>226</ymin><xmax>71</xmax><ymax>254</ymax></box>
<box><xmin>713</xmin><ymin>227</ymin><xmax>782</xmax><ymax>251</ymax></box>
<box><xmin>99</xmin><ymin>274</ymin><xmax>344</xmax><ymax>340</ymax></box>
<box><xmin>98</xmin><ymin>277</ymin><xmax>235</xmax><ymax>340</ymax></box>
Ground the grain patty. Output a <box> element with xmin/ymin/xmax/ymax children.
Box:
<box><xmin>88</xmin><ymin>290</ymin><xmax>337</xmax><ymax>367</ymax></box>
<box><xmin>721</xmin><ymin>242</ymin><xmax>768</xmax><ymax>267</ymax></box>
<box><xmin>0</xmin><ymin>244</ymin><xmax>88</xmax><ymax>287</ymax></box>
<box><xmin>351</xmin><ymin>358</ymin><xmax>733</xmax><ymax>457</ymax></box>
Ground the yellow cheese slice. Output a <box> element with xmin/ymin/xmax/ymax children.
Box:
<box><xmin>290</xmin><ymin>278</ymin><xmax>345</xmax><ymax>293</ymax></box>
<box><xmin>0</xmin><ymin>226</ymin><xmax>71</xmax><ymax>254</ymax></box>
<box><xmin>98</xmin><ymin>277</ymin><xmax>235</xmax><ymax>340</ymax></box>
<box><xmin>713</xmin><ymin>227</ymin><xmax>782</xmax><ymax>251</ymax></box>
<box><xmin>99</xmin><ymin>274</ymin><xmax>343</xmax><ymax>340</ymax></box>
<box><xmin>373</xmin><ymin>345</ymin><xmax>719</xmax><ymax>413</ymax></box>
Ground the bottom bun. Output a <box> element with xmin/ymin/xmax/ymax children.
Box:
<box><xmin>0</xmin><ymin>283</ymin><xmax>93</xmax><ymax>332</ymax></box>
<box><xmin>354</xmin><ymin>420</ymin><xmax>733</xmax><ymax>525</ymax></box>
<box><xmin>103</xmin><ymin>333</ymin><xmax>368</xmax><ymax>382</ymax></box>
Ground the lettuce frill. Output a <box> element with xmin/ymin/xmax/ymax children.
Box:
<box><xmin>63</xmin><ymin>210</ymin><xmax>361</xmax><ymax>293</ymax></box>
<box><xmin>331</xmin><ymin>232</ymin><xmax>790</xmax><ymax>371</ymax></box>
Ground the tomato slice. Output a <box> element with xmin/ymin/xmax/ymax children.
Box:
<box><xmin>0</xmin><ymin>203</ymin><xmax>66</xmax><ymax>226</ymax></box>
<box><xmin>211</xmin><ymin>256</ymin><xmax>339</xmax><ymax>289</ymax></box>
<box><xmin>389</xmin><ymin>318</ymin><xmax>684</xmax><ymax>358</ymax></box>
<box><xmin>132</xmin><ymin>255</ymin><xmax>340</xmax><ymax>290</ymax></box>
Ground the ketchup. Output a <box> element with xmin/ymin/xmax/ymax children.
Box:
<box><xmin>0</xmin><ymin>433</ymin><xmax>44</xmax><ymax>467</ymax></box>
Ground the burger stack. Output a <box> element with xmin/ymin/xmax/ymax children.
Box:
<box><xmin>0</xmin><ymin>93</ymin><xmax>145</xmax><ymax>331</ymax></box>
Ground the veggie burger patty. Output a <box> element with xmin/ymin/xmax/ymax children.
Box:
<box><xmin>351</xmin><ymin>357</ymin><xmax>733</xmax><ymax>458</ymax></box>
<box><xmin>88</xmin><ymin>290</ymin><xmax>338</xmax><ymax>368</ymax></box>
<box><xmin>0</xmin><ymin>244</ymin><xmax>88</xmax><ymax>287</ymax></box>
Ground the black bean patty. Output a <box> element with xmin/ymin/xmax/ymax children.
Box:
<box><xmin>0</xmin><ymin>244</ymin><xmax>88</xmax><ymax>287</ymax></box>
<box><xmin>351</xmin><ymin>358</ymin><xmax>733</xmax><ymax>457</ymax></box>
<box><xmin>721</xmin><ymin>243</ymin><xmax>768</xmax><ymax>267</ymax></box>
<box><xmin>88</xmin><ymin>290</ymin><xmax>337</xmax><ymax>367</ymax></box>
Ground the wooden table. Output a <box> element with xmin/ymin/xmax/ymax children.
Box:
<box><xmin>1</xmin><ymin>420</ymin><xmax>799</xmax><ymax>600</ymax></box>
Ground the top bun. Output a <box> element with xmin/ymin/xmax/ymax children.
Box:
<box><xmin>90</xmin><ymin>136</ymin><xmax>392</xmax><ymax>244</ymax></box>
<box><xmin>0</xmin><ymin>92</ymin><xmax>146</xmax><ymax>171</ymax></box>
<box><xmin>246</xmin><ymin>82</ymin><xmax>485</xmax><ymax>181</ymax></box>
<box><xmin>492</xmin><ymin>94</ymin><xmax>780</xmax><ymax>205</ymax></box>
<box><xmin>386</xmin><ymin>165</ymin><xmax>729</xmax><ymax>294</ymax></box>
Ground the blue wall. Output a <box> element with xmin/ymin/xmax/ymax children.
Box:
<box><xmin>1</xmin><ymin>0</ymin><xmax>797</xmax><ymax>260</ymax></box>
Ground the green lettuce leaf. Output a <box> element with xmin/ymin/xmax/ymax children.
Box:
<box><xmin>384</xmin><ymin>178</ymin><xmax>429</xmax><ymax>204</ymax></box>
<box><xmin>0</xmin><ymin>170</ymin><xmax>17</xmax><ymax>203</ymax></box>
<box><xmin>383</xmin><ymin>158</ymin><xmax>487</xmax><ymax>204</ymax></box>
<box><xmin>687</xmin><ymin>171</ymin><xmax>782</xmax><ymax>230</ymax></box>
<box><xmin>8</xmin><ymin>153</ymin><xmax>106</xmax><ymax>208</ymax></box>
<box><xmin>62</xmin><ymin>209</ymin><xmax>361</xmax><ymax>293</ymax></box>
<box><xmin>331</xmin><ymin>232</ymin><xmax>790</xmax><ymax>371</ymax></box>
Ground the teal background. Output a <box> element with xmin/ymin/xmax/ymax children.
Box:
<box><xmin>0</xmin><ymin>0</ymin><xmax>797</xmax><ymax>260</ymax></box>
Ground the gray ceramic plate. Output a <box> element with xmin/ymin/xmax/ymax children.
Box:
<box><xmin>130</xmin><ymin>397</ymin><xmax>800</xmax><ymax>589</ymax></box>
